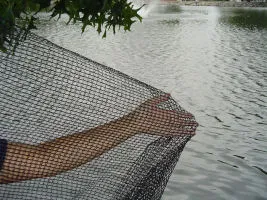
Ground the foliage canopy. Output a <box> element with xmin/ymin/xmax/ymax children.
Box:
<box><xmin>0</xmin><ymin>0</ymin><xmax>142</xmax><ymax>52</ymax></box>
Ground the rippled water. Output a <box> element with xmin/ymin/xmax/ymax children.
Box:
<box><xmin>34</xmin><ymin>6</ymin><xmax>267</xmax><ymax>200</ymax></box>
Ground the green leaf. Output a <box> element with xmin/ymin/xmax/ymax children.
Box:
<box><xmin>0</xmin><ymin>0</ymin><xmax>143</xmax><ymax>52</ymax></box>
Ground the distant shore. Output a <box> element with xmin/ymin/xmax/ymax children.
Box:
<box><xmin>161</xmin><ymin>1</ymin><xmax>267</xmax><ymax>7</ymax></box>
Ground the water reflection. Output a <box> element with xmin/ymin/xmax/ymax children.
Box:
<box><xmin>155</xmin><ymin>4</ymin><xmax>182</xmax><ymax>13</ymax></box>
<box><xmin>219</xmin><ymin>8</ymin><xmax>267</xmax><ymax>29</ymax></box>
<box><xmin>158</xmin><ymin>19</ymin><xmax>180</xmax><ymax>25</ymax></box>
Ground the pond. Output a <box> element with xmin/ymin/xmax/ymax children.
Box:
<box><xmin>34</xmin><ymin>5</ymin><xmax>267</xmax><ymax>200</ymax></box>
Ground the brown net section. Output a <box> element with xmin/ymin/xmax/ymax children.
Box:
<box><xmin>0</xmin><ymin>30</ymin><xmax>198</xmax><ymax>200</ymax></box>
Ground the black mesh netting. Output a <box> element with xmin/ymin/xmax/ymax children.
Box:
<box><xmin>0</xmin><ymin>30</ymin><xmax>198</xmax><ymax>200</ymax></box>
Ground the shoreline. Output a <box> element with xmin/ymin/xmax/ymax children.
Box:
<box><xmin>161</xmin><ymin>1</ymin><xmax>267</xmax><ymax>7</ymax></box>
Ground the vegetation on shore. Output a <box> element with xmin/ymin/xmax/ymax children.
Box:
<box><xmin>175</xmin><ymin>0</ymin><xmax>267</xmax><ymax>7</ymax></box>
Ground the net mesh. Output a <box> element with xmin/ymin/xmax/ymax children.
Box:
<box><xmin>0</xmin><ymin>29</ymin><xmax>198</xmax><ymax>200</ymax></box>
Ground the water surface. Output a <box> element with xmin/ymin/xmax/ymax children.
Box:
<box><xmin>34</xmin><ymin>6</ymin><xmax>267</xmax><ymax>200</ymax></box>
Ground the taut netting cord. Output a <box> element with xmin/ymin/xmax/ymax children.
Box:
<box><xmin>0</xmin><ymin>30</ymin><xmax>198</xmax><ymax>200</ymax></box>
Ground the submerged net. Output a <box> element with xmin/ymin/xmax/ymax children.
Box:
<box><xmin>0</xmin><ymin>29</ymin><xmax>198</xmax><ymax>200</ymax></box>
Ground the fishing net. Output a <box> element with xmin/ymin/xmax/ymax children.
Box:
<box><xmin>0</xmin><ymin>29</ymin><xmax>198</xmax><ymax>200</ymax></box>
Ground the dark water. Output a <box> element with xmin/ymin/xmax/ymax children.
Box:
<box><xmin>34</xmin><ymin>6</ymin><xmax>267</xmax><ymax>200</ymax></box>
